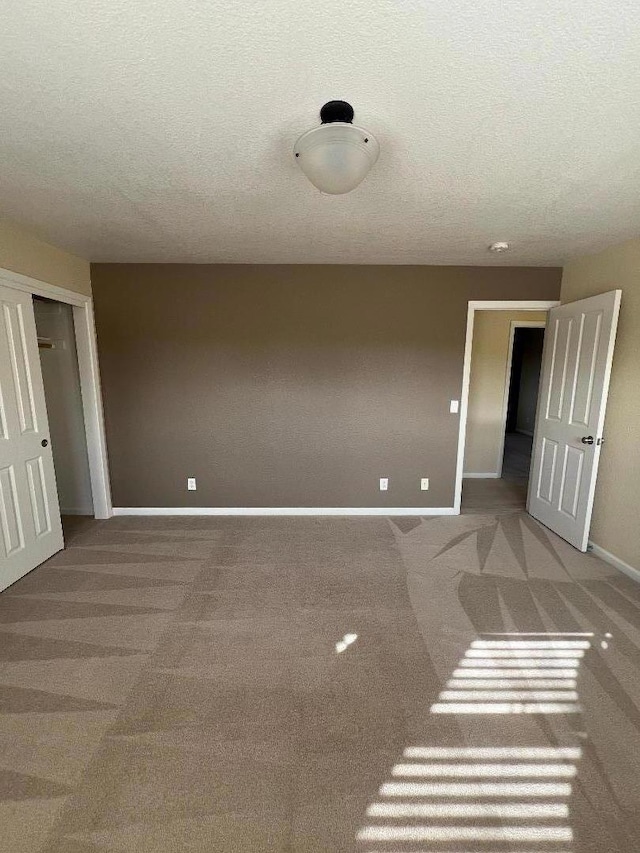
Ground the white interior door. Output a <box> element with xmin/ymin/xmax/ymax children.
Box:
<box><xmin>527</xmin><ymin>290</ymin><xmax>621</xmax><ymax>551</ymax></box>
<box><xmin>0</xmin><ymin>284</ymin><xmax>63</xmax><ymax>590</ymax></box>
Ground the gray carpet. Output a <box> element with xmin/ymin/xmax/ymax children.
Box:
<box><xmin>0</xmin><ymin>513</ymin><xmax>639</xmax><ymax>852</ymax></box>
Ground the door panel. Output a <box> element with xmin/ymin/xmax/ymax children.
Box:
<box><xmin>558</xmin><ymin>445</ymin><xmax>584</xmax><ymax>519</ymax></box>
<box><xmin>528</xmin><ymin>290</ymin><xmax>621</xmax><ymax>551</ymax></box>
<box><xmin>0</xmin><ymin>464</ymin><xmax>24</xmax><ymax>554</ymax></box>
<box><xmin>26</xmin><ymin>455</ymin><xmax>53</xmax><ymax>536</ymax></box>
<box><xmin>537</xmin><ymin>438</ymin><xmax>558</xmax><ymax>504</ymax></box>
<box><xmin>545</xmin><ymin>317</ymin><xmax>573</xmax><ymax>421</ymax></box>
<box><xmin>570</xmin><ymin>313</ymin><xmax>601</xmax><ymax>426</ymax></box>
<box><xmin>3</xmin><ymin>301</ymin><xmax>38</xmax><ymax>433</ymax></box>
<box><xmin>0</xmin><ymin>285</ymin><xmax>62</xmax><ymax>590</ymax></box>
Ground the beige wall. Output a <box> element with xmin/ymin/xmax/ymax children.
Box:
<box><xmin>562</xmin><ymin>238</ymin><xmax>640</xmax><ymax>568</ymax></box>
<box><xmin>92</xmin><ymin>264</ymin><xmax>560</xmax><ymax>508</ymax></box>
<box><xmin>465</xmin><ymin>311</ymin><xmax>546</xmax><ymax>475</ymax></box>
<box><xmin>0</xmin><ymin>217</ymin><xmax>90</xmax><ymax>295</ymax></box>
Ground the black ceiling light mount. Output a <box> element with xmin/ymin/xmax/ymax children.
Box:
<box><xmin>319</xmin><ymin>100</ymin><xmax>354</xmax><ymax>124</ymax></box>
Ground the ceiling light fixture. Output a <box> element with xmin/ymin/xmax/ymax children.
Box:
<box><xmin>488</xmin><ymin>241</ymin><xmax>510</xmax><ymax>253</ymax></box>
<box><xmin>294</xmin><ymin>101</ymin><xmax>379</xmax><ymax>194</ymax></box>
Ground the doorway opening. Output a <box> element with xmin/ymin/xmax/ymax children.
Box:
<box><xmin>456</xmin><ymin>303</ymin><xmax>556</xmax><ymax>514</ymax></box>
<box><xmin>34</xmin><ymin>297</ymin><xmax>94</xmax><ymax>537</ymax></box>
<box><xmin>501</xmin><ymin>324</ymin><xmax>546</xmax><ymax>484</ymax></box>
<box><xmin>455</xmin><ymin>293</ymin><xmax>621</xmax><ymax>554</ymax></box>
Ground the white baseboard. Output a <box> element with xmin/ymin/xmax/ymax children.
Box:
<box><xmin>589</xmin><ymin>541</ymin><xmax>640</xmax><ymax>583</ymax></box>
<box><xmin>463</xmin><ymin>473</ymin><xmax>500</xmax><ymax>479</ymax></box>
<box><xmin>113</xmin><ymin>506</ymin><xmax>459</xmax><ymax>517</ymax></box>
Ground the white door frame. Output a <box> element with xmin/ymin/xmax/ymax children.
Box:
<box><xmin>454</xmin><ymin>300</ymin><xmax>560</xmax><ymax>513</ymax></box>
<box><xmin>0</xmin><ymin>266</ymin><xmax>112</xmax><ymax>519</ymax></box>
<box><xmin>495</xmin><ymin>319</ymin><xmax>547</xmax><ymax>478</ymax></box>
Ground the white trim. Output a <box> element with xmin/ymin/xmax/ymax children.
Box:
<box><xmin>462</xmin><ymin>300</ymin><xmax>560</xmax><ymax>311</ymax></box>
<box><xmin>454</xmin><ymin>300</ymin><xmax>560</xmax><ymax>513</ymax></box>
<box><xmin>496</xmin><ymin>320</ymin><xmax>546</xmax><ymax>477</ymax></box>
<box><xmin>113</xmin><ymin>506</ymin><xmax>459</xmax><ymax>517</ymax></box>
<box><xmin>72</xmin><ymin>301</ymin><xmax>112</xmax><ymax>518</ymax></box>
<box><xmin>463</xmin><ymin>473</ymin><xmax>500</xmax><ymax>479</ymax></box>
<box><xmin>0</xmin><ymin>266</ymin><xmax>112</xmax><ymax>520</ymax></box>
<box><xmin>453</xmin><ymin>302</ymin><xmax>475</xmax><ymax>513</ymax></box>
<box><xmin>589</xmin><ymin>541</ymin><xmax>640</xmax><ymax>584</ymax></box>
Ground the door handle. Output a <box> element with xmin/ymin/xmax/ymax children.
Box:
<box><xmin>581</xmin><ymin>435</ymin><xmax>594</xmax><ymax>445</ymax></box>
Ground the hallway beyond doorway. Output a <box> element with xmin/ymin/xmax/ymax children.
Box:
<box><xmin>462</xmin><ymin>433</ymin><xmax>534</xmax><ymax>514</ymax></box>
<box><xmin>502</xmin><ymin>431</ymin><xmax>534</xmax><ymax>482</ymax></box>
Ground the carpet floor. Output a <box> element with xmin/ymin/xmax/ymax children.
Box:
<box><xmin>0</xmin><ymin>513</ymin><xmax>639</xmax><ymax>852</ymax></box>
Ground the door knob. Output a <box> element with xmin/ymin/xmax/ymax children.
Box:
<box><xmin>41</xmin><ymin>439</ymin><xmax>48</xmax><ymax>447</ymax></box>
<box><xmin>581</xmin><ymin>435</ymin><xmax>594</xmax><ymax>445</ymax></box>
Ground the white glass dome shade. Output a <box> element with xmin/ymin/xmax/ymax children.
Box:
<box><xmin>294</xmin><ymin>121</ymin><xmax>380</xmax><ymax>194</ymax></box>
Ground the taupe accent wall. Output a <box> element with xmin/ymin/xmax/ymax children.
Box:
<box><xmin>92</xmin><ymin>265</ymin><xmax>561</xmax><ymax>508</ymax></box>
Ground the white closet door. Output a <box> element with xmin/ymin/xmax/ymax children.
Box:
<box><xmin>0</xmin><ymin>284</ymin><xmax>63</xmax><ymax>590</ymax></box>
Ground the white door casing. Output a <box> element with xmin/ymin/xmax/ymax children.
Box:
<box><xmin>0</xmin><ymin>284</ymin><xmax>63</xmax><ymax>589</ymax></box>
<box><xmin>527</xmin><ymin>290</ymin><xmax>622</xmax><ymax>551</ymax></box>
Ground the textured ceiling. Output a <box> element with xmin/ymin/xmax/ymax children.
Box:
<box><xmin>2</xmin><ymin>0</ymin><xmax>640</xmax><ymax>265</ymax></box>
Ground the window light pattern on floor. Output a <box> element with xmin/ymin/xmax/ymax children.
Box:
<box><xmin>432</xmin><ymin>635</ymin><xmax>589</xmax><ymax>715</ymax></box>
<box><xmin>357</xmin><ymin>632</ymin><xmax>592</xmax><ymax>851</ymax></box>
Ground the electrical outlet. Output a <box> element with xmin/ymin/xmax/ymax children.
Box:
<box><xmin>450</xmin><ymin>399</ymin><xmax>460</xmax><ymax>414</ymax></box>
<box><xmin>379</xmin><ymin>477</ymin><xmax>389</xmax><ymax>491</ymax></box>
<box><xmin>421</xmin><ymin>478</ymin><xmax>430</xmax><ymax>491</ymax></box>
<box><xmin>187</xmin><ymin>477</ymin><xmax>197</xmax><ymax>491</ymax></box>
